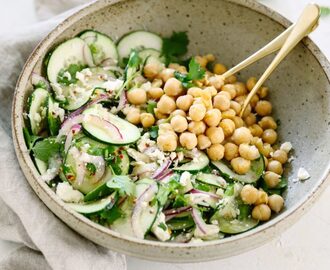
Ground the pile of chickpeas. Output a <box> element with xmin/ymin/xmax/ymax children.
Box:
<box><xmin>124</xmin><ymin>54</ymin><xmax>289</xmax><ymax>221</ymax></box>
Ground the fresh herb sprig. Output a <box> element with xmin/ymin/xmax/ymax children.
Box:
<box><xmin>174</xmin><ymin>58</ymin><xmax>205</xmax><ymax>88</ymax></box>
<box><xmin>162</xmin><ymin>32</ymin><xmax>189</xmax><ymax>65</ymax></box>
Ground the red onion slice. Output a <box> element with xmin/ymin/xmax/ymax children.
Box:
<box><xmin>57</xmin><ymin>114</ymin><xmax>85</xmax><ymax>142</ymax></box>
<box><xmin>164</xmin><ymin>206</ymin><xmax>192</xmax><ymax>222</ymax></box>
<box><xmin>64</xmin><ymin>124</ymin><xmax>82</xmax><ymax>152</ymax></box>
<box><xmin>84</xmin><ymin>114</ymin><xmax>123</xmax><ymax>140</ymax></box>
<box><xmin>152</xmin><ymin>160</ymin><xmax>172</xmax><ymax>180</ymax></box>
<box><xmin>100</xmin><ymin>57</ymin><xmax>118</xmax><ymax>67</ymax></box>
<box><xmin>157</xmin><ymin>170</ymin><xmax>173</xmax><ymax>182</ymax></box>
<box><xmin>190</xmin><ymin>189</ymin><xmax>221</xmax><ymax>200</ymax></box>
<box><xmin>191</xmin><ymin>208</ymin><xmax>207</xmax><ymax>234</ymax></box>
<box><xmin>70</xmin><ymin>147</ymin><xmax>86</xmax><ymax>186</ymax></box>
<box><xmin>31</xmin><ymin>73</ymin><xmax>50</xmax><ymax>91</ymax></box>
<box><xmin>114</xmin><ymin>90</ymin><xmax>127</xmax><ymax>113</ymax></box>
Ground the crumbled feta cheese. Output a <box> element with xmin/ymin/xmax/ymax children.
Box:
<box><xmin>297</xmin><ymin>167</ymin><xmax>310</xmax><ymax>180</ymax></box>
<box><xmin>169</xmin><ymin>152</ymin><xmax>177</xmax><ymax>160</ymax></box>
<box><xmin>216</xmin><ymin>188</ymin><xmax>224</xmax><ymax>197</ymax></box>
<box><xmin>41</xmin><ymin>167</ymin><xmax>58</xmax><ymax>182</ymax></box>
<box><xmin>151</xmin><ymin>213</ymin><xmax>171</xmax><ymax>242</ymax></box>
<box><xmin>81</xmin><ymin>68</ymin><xmax>92</xmax><ymax>77</ymax></box>
<box><xmin>194</xmin><ymin>224</ymin><xmax>219</xmax><ymax>240</ymax></box>
<box><xmin>280</xmin><ymin>142</ymin><xmax>293</xmax><ymax>153</ymax></box>
<box><xmin>179</xmin><ymin>171</ymin><xmax>192</xmax><ymax>186</ymax></box>
<box><xmin>33</xmin><ymin>112</ymin><xmax>41</xmax><ymax>124</ymax></box>
<box><xmin>288</xmin><ymin>156</ymin><xmax>295</xmax><ymax>163</ymax></box>
<box><xmin>51</xmin><ymin>83</ymin><xmax>66</xmax><ymax>101</ymax></box>
<box><xmin>102</xmin><ymin>79</ymin><xmax>124</xmax><ymax>91</ymax></box>
<box><xmin>177</xmin><ymin>152</ymin><xmax>184</xmax><ymax>162</ymax></box>
<box><xmin>75</xmin><ymin>71</ymin><xmax>85</xmax><ymax>84</ymax></box>
<box><xmin>52</xmin><ymin>102</ymin><xmax>65</xmax><ymax>122</ymax></box>
<box><xmin>189</xmin><ymin>237</ymin><xmax>204</xmax><ymax>243</ymax></box>
<box><xmin>137</xmin><ymin>133</ymin><xmax>156</xmax><ymax>152</ymax></box>
<box><xmin>56</xmin><ymin>182</ymin><xmax>84</xmax><ymax>203</ymax></box>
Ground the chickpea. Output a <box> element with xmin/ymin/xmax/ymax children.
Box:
<box><xmin>158</xmin><ymin>68</ymin><xmax>175</xmax><ymax>82</ymax></box>
<box><xmin>272</xmin><ymin>150</ymin><xmax>288</xmax><ymax>164</ymax></box>
<box><xmin>177</xmin><ymin>65</ymin><xmax>188</xmax><ymax>73</ymax></box>
<box><xmin>251</xmin><ymin>136</ymin><xmax>263</xmax><ymax>148</ymax></box>
<box><xmin>205</xmin><ymin>53</ymin><xmax>215</xmax><ymax>62</ymax></box>
<box><xmin>231</xmin><ymin>157</ymin><xmax>251</xmax><ymax>174</ymax></box>
<box><xmin>221</xmin><ymin>109</ymin><xmax>236</xmax><ymax>119</ymax></box>
<box><xmin>171</xmin><ymin>109</ymin><xmax>186</xmax><ymax>117</ymax></box>
<box><xmin>230</xmin><ymin>101</ymin><xmax>241</xmax><ymax>115</ymax></box>
<box><xmin>221</xmin><ymin>84</ymin><xmax>236</xmax><ymax>99</ymax></box>
<box><xmin>147</xmin><ymin>87</ymin><xmax>164</xmax><ymax>100</ymax></box>
<box><xmin>255</xmin><ymin>189</ymin><xmax>269</xmax><ymax>205</ymax></box>
<box><xmin>175</xmin><ymin>94</ymin><xmax>193</xmax><ymax>112</ymax></box>
<box><xmin>218</xmin><ymin>91</ymin><xmax>232</xmax><ymax>100</ymax></box>
<box><xmin>168</xmin><ymin>63</ymin><xmax>181</xmax><ymax>70</ymax></box>
<box><xmin>208</xmin><ymin>75</ymin><xmax>224</xmax><ymax>90</ymax></box>
<box><xmin>258</xmin><ymin>86</ymin><xmax>269</xmax><ymax>99</ymax></box>
<box><xmin>252</xmin><ymin>204</ymin><xmax>271</xmax><ymax>221</ymax></box>
<box><xmin>260</xmin><ymin>143</ymin><xmax>273</xmax><ymax>158</ymax></box>
<box><xmin>267</xmin><ymin>160</ymin><xmax>283</xmax><ymax>175</ymax></box>
<box><xmin>258</xmin><ymin>116</ymin><xmax>277</xmax><ymax>130</ymax></box>
<box><xmin>189</xmin><ymin>103</ymin><xmax>206</xmax><ymax>121</ymax></box>
<box><xmin>213</xmin><ymin>63</ymin><xmax>227</xmax><ymax>75</ymax></box>
<box><xmin>187</xmin><ymin>87</ymin><xmax>203</xmax><ymax>97</ymax></box>
<box><xmin>224</xmin><ymin>75</ymin><xmax>237</xmax><ymax>84</ymax></box>
<box><xmin>157</xmin><ymin>134</ymin><xmax>177</xmax><ymax>152</ymax></box>
<box><xmin>232</xmin><ymin>116</ymin><xmax>244</xmax><ymax>129</ymax></box>
<box><xmin>164</xmin><ymin>78</ymin><xmax>183</xmax><ymax>96</ymax></box>
<box><xmin>158</xmin><ymin>123</ymin><xmax>174</xmax><ymax>135</ymax></box>
<box><xmin>151</xmin><ymin>78</ymin><xmax>163</xmax><ymax>88</ymax></box>
<box><xmin>263</xmin><ymin>156</ymin><xmax>269</xmax><ymax>168</ymax></box>
<box><xmin>242</xmin><ymin>104</ymin><xmax>252</xmax><ymax>118</ymax></box>
<box><xmin>234</xmin><ymin>82</ymin><xmax>247</xmax><ymax>96</ymax></box>
<box><xmin>170</xmin><ymin>115</ymin><xmax>188</xmax><ymax>133</ymax></box>
<box><xmin>140</xmin><ymin>113</ymin><xmax>155</xmax><ymax>128</ymax></box>
<box><xmin>220</xmin><ymin>119</ymin><xmax>236</xmax><ymax>137</ymax></box>
<box><xmin>232</xmin><ymin>127</ymin><xmax>253</xmax><ymax>144</ymax></box>
<box><xmin>235</xmin><ymin>95</ymin><xmax>246</xmax><ymax>105</ymax></box>
<box><xmin>197</xmin><ymin>134</ymin><xmax>212</xmax><ymax>150</ymax></box>
<box><xmin>240</xmin><ymin>184</ymin><xmax>259</xmax><ymax>204</ymax></box>
<box><xmin>213</xmin><ymin>94</ymin><xmax>231</xmax><ymax>111</ymax></box>
<box><xmin>195</xmin><ymin>55</ymin><xmax>208</xmax><ymax>68</ymax></box>
<box><xmin>250</xmin><ymin>94</ymin><xmax>259</xmax><ymax>108</ymax></box>
<box><xmin>154</xmin><ymin>108</ymin><xmax>167</xmax><ymax>119</ymax></box>
<box><xmin>204</xmin><ymin>86</ymin><xmax>217</xmax><ymax>97</ymax></box>
<box><xmin>207</xmin><ymin>144</ymin><xmax>225</xmax><ymax>161</ymax></box>
<box><xmin>206</xmin><ymin>127</ymin><xmax>225</xmax><ymax>144</ymax></box>
<box><xmin>246</xmin><ymin>77</ymin><xmax>257</xmax><ymax>91</ymax></box>
<box><xmin>264</xmin><ymin>171</ymin><xmax>281</xmax><ymax>188</ymax></box>
<box><xmin>262</xmin><ymin>129</ymin><xmax>277</xmax><ymax>145</ymax></box>
<box><xmin>143</xmin><ymin>62</ymin><xmax>162</xmax><ymax>79</ymax></box>
<box><xmin>239</xmin><ymin>143</ymin><xmax>260</xmax><ymax>160</ymax></box>
<box><xmin>126</xmin><ymin>107</ymin><xmax>140</xmax><ymax>124</ymax></box>
<box><xmin>188</xmin><ymin>121</ymin><xmax>206</xmax><ymax>135</ymax></box>
<box><xmin>157</xmin><ymin>95</ymin><xmax>176</xmax><ymax>114</ymax></box>
<box><xmin>255</xmin><ymin>100</ymin><xmax>272</xmax><ymax>116</ymax></box>
<box><xmin>268</xmin><ymin>194</ymin><xmax>284</xmax><ymax>213</ymax></box>
<box><xmin>224</xmin><ymin>142</ymin><xmax>239</xmax><ymax>161</ymax></box>
<box><xmin>249</xmin><ymin>124</ymin><xmax>264</xmax><ymax>137</ymax></box>
<box><xmin>244</xmin><ymin>113</ymin><xmax>257</xmax><ymax>126</ymax></box>
<box><xmin>204</xmin><ymin>109</ymin><xmax>222</xmax><ymax>127</ymax></box>
<box><xmin>179</xmin><ymin>132</ymin><xmax>198</xmax><ymax>150</ymax></box>
<box><xmin>127</xmin><ymin>88</ymin><xmax>147</xmax><ymax>105</ymax></box>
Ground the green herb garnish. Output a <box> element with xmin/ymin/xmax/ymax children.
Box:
<box><xmin>162</xmin><ymin>31</ymin><xmax>189</xmax><ymax>65</ymax></box>
<box><xmin>174</xmin><ymin>58</ymin><xmax>205</xmax><ymax>88</ymax></box>
<box><xmin>32</xmin><ymin>138</ymin><xmax>61</xmax><ymax>163</ymax></box>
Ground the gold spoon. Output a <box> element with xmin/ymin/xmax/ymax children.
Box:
<box><xmin>219</xmin><ymin>3</ymin><xmax>320</xmax><ymax>117</ymax></box>
<box><xmin>239</xmin><ymin>3</ymin><xmax>320</xmax><ymax>117</ymax></box>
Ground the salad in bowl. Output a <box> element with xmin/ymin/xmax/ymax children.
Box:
<box><xmin>23</xmin><ymin>29</ymin><xmax>291</xmax><ymax>243</ymax></box>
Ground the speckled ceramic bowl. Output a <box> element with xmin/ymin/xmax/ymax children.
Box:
<box><xmin>12</xmin><ymin>0</ymin><xmax>330</xmax><ymax>262</ymax></box>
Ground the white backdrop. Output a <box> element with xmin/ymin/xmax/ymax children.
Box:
<box><xmin>1</xmin><ymin>0</ymin><xmax>330</xmax><ymax>269</ymax></box>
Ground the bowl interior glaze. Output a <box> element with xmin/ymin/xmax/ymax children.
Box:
<box><xmin>12</xmin><ymin>0</ymin><xmax>330</xmax><ymax>262</ymax></box>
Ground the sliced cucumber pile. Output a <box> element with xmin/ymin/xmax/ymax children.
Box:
<box><xmin>80</xmin><ymin>30</ymin><xmax>118</xmax><ymax>65</ymax></box>
<box><xmin>196</xmin><ymin>173</ymin><xmax>227</xmax><ymax>188</ymax></box>
<box><xmin>174</xmin><ymin>150</ymin><xmax>209</xmax><ymax>172</ymax></box>
<box><xmin>82</xmin><ymin>105</ymin><xmax>141</xmax><ymax>145</ymax></box>
<box><xmin>212</xmin><ymin>156</ymin><xmax>265</xmax><ymax>184</ymax></box>
<box><xmin>117</xmin><ymin>31</ymin><xmax>163</xmax><ymax>61</ymax></box>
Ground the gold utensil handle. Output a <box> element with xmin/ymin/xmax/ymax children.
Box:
<box><xmin>240</xmin><ymin>3</ymin><xmax>320</xmax><ymax>117</ymax></box>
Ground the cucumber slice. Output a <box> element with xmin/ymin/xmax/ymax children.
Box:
<box><xmin>28</xmin><ymin>88</ymin><xmax>49</xmax><ymax>135</ymax></box>
<box><xmin>211</xmin><ymin>215</ymin><xmax>259</xmax><ymax>234</ymax></box>
<box><xmin>174</xmin><ymin>150</ymin><xmax>209</xmax><ymax>172</ymax></box>
<box><xmin>47</xmin><ymin>37</ymin><xmax>93</xmax><ymax>84</ymax></box>
<box><xmin>35</xmin><ymin>158</ymin><xmax>48</xmax><ymax>174</ymax></box>
<box><xmin>66</xmin><ymin>192</ymin><xmax>117</xmax><ymax>214</ymax></box>
<box><xmin>82</xmin><ymin>105</ymin><xmax>141</xmax><ymax>145</ymax></box>
<box><xmin>63</xmin><ymin>146</ymin><xmax>112</xmax><ymax>194</ymax></box>
<box><xmin>135</xmin><ymin>178</ymin><xmax>155</xmax><ymax>197</ymax></box>
<box><xmin>196</xmin><ymin>173</ymin><xmax>227</xmax><ymax>188</ymax></box>
<box><xmin>212</xmin><ymin>157</ymin><xmax>264</xmax><ymax>184</ymax></box>
<box><xmin>167</xmin><ymin>216</ymin><xmax>194</xmax><ymax>231</ymax></box>
<box><xmin>111</xmin><ymin>198</ymin><xmax>135</xmax><ymax>237</ymax></box>
<box><xmin>47</xmin><ymin>96</ymin><xmax>63</xmax><ymax>136</ymax></box>
<box><xmin>83</xmin><ymin>182</ymin><xmax>112</xmax><ymax>202</ymax></box>
<box><xmin>138</xmin><ymin>49</ymin><xmax>165</xmax><ymax>65</ymax></box>
<box><xmin>80</xmin><ymin>30</ymin><xmax>118</xmax><ymax>65</ymax></box>
<box><xmin>117</xmin><ymin>31</ymin><xmax>163</xmax><ymax>61</ymax></box>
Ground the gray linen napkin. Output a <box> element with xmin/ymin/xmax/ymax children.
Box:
<box><xmin>0</xmin><ymin>1</ymin><xmax>126</xmax><ymax>269</ymax></box>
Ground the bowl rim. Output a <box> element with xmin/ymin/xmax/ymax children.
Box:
<box><xmin>12</xmin><ymin>0</ymin><xmax>330</xmax><ymax>252</ymax></box>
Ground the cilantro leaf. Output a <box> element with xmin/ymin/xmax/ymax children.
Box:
<box><xmin>320</xmin><ymin>6</ymin><xmax>330</xmax><ymax>17</ymax></box>
<box><xmin>162</xmin><ymin>32</ymin><xmax>189</xmax><ymax>65</ymax></box>
<box><xmin>23</xmin><ymin>127</ymin><xmax>41</xmax><ymax>150</ymax></box>
<box><xmin>174</xmin><ymin>58</ymin><xmax>205</xmax><ymax>88</ymax></box>
<box><xmin>156</xmin><ymin>184</ymin><xmax>170</xmax><ymax>206</ymax></box>
<box><xmin>146</xmin><ymin>100</ymin><xmax>157</xmax><ymax>115</ymax></box>
<box><xmin>100</xmin><ymin>205</ymin><xmax>123</xmax><ymax>224</ymax></box>
<box><xmin>149</xmin><ymin>126</ymin><xmax>159</xmax><ymax>139</ymax></box>
<box><xmin>86</xmin><ymin>163</ymin><xmax>97</xmax><ymax>176</ymax></box>
<box><xmin>127</xmin><ymin>49</ymin><xmax>142</xmax><ymax>68</ymax></box>
<box><xmin>57</xmin><ymin>64</ymin><xmax>85</xmax><ymax>85</ymax></box>
<box><xmin>106</xmin><ymin>175</ymin><xmax>135</xmax><ymax>197</ymax></box>
<box><xmin>32</xmin><ymin>138</ymin><xmax>61</xmax><ymax>163</ymax></box>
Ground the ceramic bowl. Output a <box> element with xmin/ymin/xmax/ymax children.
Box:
<box><xmin>12</xmin><ymin>0</ymin><xmax>330</xmax><ymax>262</ymax></box>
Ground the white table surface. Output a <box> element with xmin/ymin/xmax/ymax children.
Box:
<box><xmin>1</xmin><ymin>1</ymin><xmax>330</xmax><ymax>269</ymax></box>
